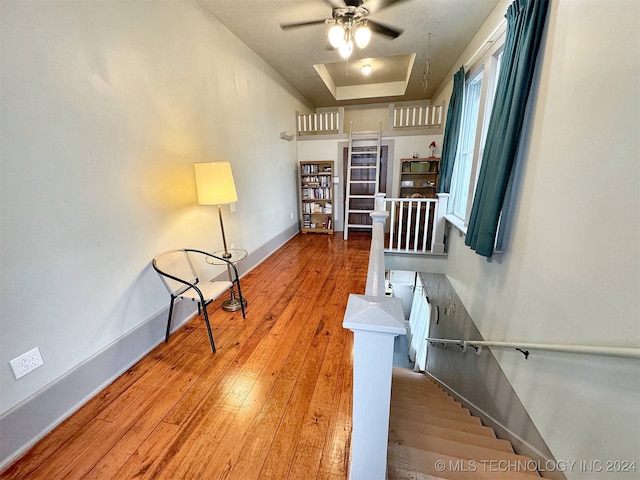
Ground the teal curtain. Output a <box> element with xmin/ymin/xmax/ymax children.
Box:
<box><xmin>465</xmin><ymin>0</ymin><xmax>548</xmax><ymax>257</ymax></box>
<box><xmin>438</xmin><ymin>66</ymin><xmax>465</xmax><ymax>193</ymax></box>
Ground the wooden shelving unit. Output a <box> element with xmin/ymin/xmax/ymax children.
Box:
<box><xmin>399</xmin><ymin>157</ymin><xmax>440</xmax><ymax>198</ymax></box>
<box><xmin>299</xmin><ymin>160</ymin><xmax>334</xmax><ymax>234</ymax></box>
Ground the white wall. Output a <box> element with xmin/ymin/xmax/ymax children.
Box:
<box><xmin>437</xmin><ymin>0</ymin><xmax>640</xmax><ymax>475</ymax></box>
<box><xmin>0</xmin><ymin>1</ymin><xmax>309</xmax><ymax>415</ymax></box>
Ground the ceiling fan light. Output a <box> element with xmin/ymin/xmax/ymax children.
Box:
<box><xmin>338</xmin><ymin>39</ymin><xmax>353</xmax><ymax>59</ymax></box>
<box><xmin>354</xmin><ymin>25</ymin><xmax>371</xmax><ymax>49</ymax></box>
<box><xmin>328</xmin><ymin>24</ymin><xmax>345</xmax><ymax>48</ymax></box>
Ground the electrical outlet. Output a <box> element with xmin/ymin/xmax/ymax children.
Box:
<box><xmin>9</xmin><ymin>347</ymin><xmax>44</xmax><ymax>380</ymax></box>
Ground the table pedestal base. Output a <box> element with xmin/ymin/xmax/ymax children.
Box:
<box><xmin>222</xmin><ymin>295</ymin><xmax>248</xmax><ymax>312</ymax></box>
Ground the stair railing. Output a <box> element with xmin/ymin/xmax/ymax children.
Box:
<box><xmin>427</xmin><ymin>337</ymin><xmax>640</xmax><ymax>359</ymax></box>
<box><xmin>384</xmin><ymin>193</ymin><xmax>449</xmax><ymax>254</ymax></box>
<box><xmin>343</xmin><ymin>193</ymin><xmax>406</xmax><ymax>480</ymax></box>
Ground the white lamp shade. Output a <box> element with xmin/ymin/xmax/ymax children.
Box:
<box><xmin>194</xmin><ymin>162</ymin><xmax>238</xmax><ymax>205</ymax></box>
<box><xmin>354</xmin><ymin>25</ymin><xmax>371</xmax><ymax>48</ymax></box>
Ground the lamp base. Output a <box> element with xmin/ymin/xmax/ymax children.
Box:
<box><xmin>222</xmin><ymin>296</ymin><xmax>248</xmax><ymax>312</ymax></box>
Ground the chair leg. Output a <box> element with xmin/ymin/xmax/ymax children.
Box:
<box><xmin>236</xmin><ymin>280</ymin><xmax>246</xmax><ymax>319</ymax></box>
<box><xmin>202</xmin><ymin>304</ymin><xmax>216</xmax><ymax>353</ymax></box>
<box><xmin>165</xmin><ymin>296</ymin><xmax>176</xmax><ymax>343</ymax></box>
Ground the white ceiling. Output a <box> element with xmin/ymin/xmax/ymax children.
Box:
<box><xmin>200</xmin><ymin>0</ymin><xmax>500</xmax><ymax>108</ymax></box>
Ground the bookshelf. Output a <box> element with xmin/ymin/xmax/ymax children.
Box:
<box><xmin>399</xmin><ymin>157</ymin><xmax>440</xmax><ymax>198</ymax></box>
<box><xmin>299</xmin><ymin>161</ymin><xmax>334</xmax><ymax>234</ymax></box>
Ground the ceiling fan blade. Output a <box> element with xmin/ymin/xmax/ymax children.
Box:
<box><xmin>367</xmin><ymin>0</ymin><xmax>412</xmax><ymax>13</ymax></box>
<box><xmin>280</xmin><ymin>19</ymin><xmax>328</xmax><ymax>30</ymax></box>
<box><xmin>367</xmin><ymin>19</ymin><xmax>403</xmax><ymax>39</ymax></box>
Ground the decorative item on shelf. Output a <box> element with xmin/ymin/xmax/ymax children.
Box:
<box><xmin>429</xmin><ymin>141</ymin><xmax>436</xmax><ymax>157</ymax></box>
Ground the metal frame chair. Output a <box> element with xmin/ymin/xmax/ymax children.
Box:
<box><xmin>152</xmin><ymin>248</ymin><xmax>246</xmax><ymax>353</ymax></box>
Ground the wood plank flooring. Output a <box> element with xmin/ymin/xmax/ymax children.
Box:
<box><xmin>1</xmin><ymin>232</ymin><xmax>372</xmax><ymax>480</ymax></box>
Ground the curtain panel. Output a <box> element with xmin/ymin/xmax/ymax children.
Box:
<box><xmin>465</xmin><ymin>0</ymin><xmax>549</xmax><ymax>256</ymax></box>
<box><xmin>438</xmin><ymin>66</ymin><xmax>465</xmax><ymax>193</ymax></box>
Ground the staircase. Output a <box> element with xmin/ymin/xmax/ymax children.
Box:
<box><xmin>388</xmin><ymin>367</ymin><xmax>541</xmax><ymax>479</ymax></box>
<box><xmin>343</xmin><ymin>128</ymin><xmax>382</xmax><ymax>240</ymax></box>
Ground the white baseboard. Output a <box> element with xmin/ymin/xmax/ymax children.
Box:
<box><xmin>0</xmin><ymin>305</ymin><xmax>194</xmax><ymax>470</ymax></box>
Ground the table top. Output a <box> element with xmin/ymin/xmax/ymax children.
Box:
<box><xmin>206</xmin><ymin>248</ymin><xmax>248</xmax><ymax>265</ymax></box>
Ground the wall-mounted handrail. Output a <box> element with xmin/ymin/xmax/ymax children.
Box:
<box><xmin>427</xmin><ymin>337</ymin><xmax>640</xmax><ymax>359</ymax></box>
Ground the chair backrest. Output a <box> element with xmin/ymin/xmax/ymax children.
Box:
<box><xmin>153</xmin><ymin>250</ymin><xmax>198</xmax><ymax>295</ymax></box>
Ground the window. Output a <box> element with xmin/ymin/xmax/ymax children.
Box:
<box><xmin>446</xmin><ymin>41</ymin><xmax>505</xmax><ymax>227</ymax></box>
<box><xmin>449</xmin><ymin>70</ymin><xmax>483</xmax><ymax>219</ymax></box>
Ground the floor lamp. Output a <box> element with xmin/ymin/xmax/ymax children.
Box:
<box><xmin>194</xmin><ymin>162</ymin><xmax>247</xmax><ymax>311</ymax></box>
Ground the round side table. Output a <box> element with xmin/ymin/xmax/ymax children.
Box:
<box><xmin>207</xmin><ymin>248</ymin><xmax>248</xmax><ymax>312</ymax></box>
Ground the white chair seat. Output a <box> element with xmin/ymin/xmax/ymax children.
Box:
<box><xmin>152</xmin><ymin>249</ymin><xmax>246</xmax><ymax>353</ymax></box>
<box><xmin>178</xmin><ymin>280</ymin><xmax>232</xmax><ymax>302</ymax></box>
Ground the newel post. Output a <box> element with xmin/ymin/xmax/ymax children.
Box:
<box><xmin>343</xmin><ymin>296</ymin><xmax>405</xmax><ymax>480</ymax></box>
<box><xmin>343</xmin><ymin>192</ymin><xmax>406</xmax><ymax>479</ymax></box>
<box><xmin>432</xmin><ymin>193</ymin><xmax>449</xmax><ymax>254</ymax></box>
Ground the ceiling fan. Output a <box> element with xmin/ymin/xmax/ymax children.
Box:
<box><xmin>280</xmin><ymin>0</ymin><xmax>409</xmax><ymax>59</ymax></box>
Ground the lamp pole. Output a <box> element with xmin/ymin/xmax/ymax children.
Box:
<box><xmin>217</xmin><ymin>204</ymin><xmax>232</xmax><ymax>259</ymax></box>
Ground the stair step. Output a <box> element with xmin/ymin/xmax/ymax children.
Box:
<box><xmin>389</xmin><ymin>429</ymin><xmax>528</xmax><ymax>462</ymax></box>
<box><xmin>388</xmin><ymin>444</ymin><xmax>540</xmax><ymax>479</ymax></box>
<box><xmin>391</xmin><ymin>404</ymin><xmax>479</xmax><ymax>424</ymax></box>
<box><xmin>391</xmin><ymin>393</ymin><xmax>459</xmax><ymax>410</ymax></box>
<box><xmin>389</xmin><ymin>421</ymin><xmax>513</xmax><ymax>453</ymax></box>
<box><xmin>389</xmin><ymin>413</ymin><xmax>493</xmax><ymax>437</ymax></box>
<box><xmin>391</xmin><ymin>384</ymin><xmax>460</xmax><ymax>401</ymax></box>
<box><xmin>392</xmin><ymin>368</ymin><xmax>442</xmax><ymax>386</ymax></box>
<box><xmin>387</xmin><ymin>367</ymin><xmax>539</xmax><ymax>479</ymax></box>
<box><xmin>387</xmin><ymin>468</ymin><xmax>445</xmax><ymax>480</ymax></box>
<box><xmin>391</xmin><ymin>398</ymin><xmax>468</xmax><ymax>415</ymax></box>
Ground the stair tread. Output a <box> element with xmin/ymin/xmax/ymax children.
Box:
<box><xmin>391</xmin><ymin>383</ymin><xmax>457</xmax><ymax>398</ymax></box>
<box><xmin>391</xmin><ymin>398</ymin><xmax>468</xmax><ymax>414</ymax></box>
<box><xmin>387</xmin><ymin>467</ymin><xmax>446</xmax><ymax>480</ymax></box>
<box><xmin>390</xmin><ymin>414</ymin><xmax>494</xmax><ymax>437</ymax></box>
<box><xmin>391</xmin><ymin>405</ymin><xmax>480</xmax><ymax>424</ymax></box>
<box><xmin>389</xmin><ymin>421</ymin><xmax>513</xmax><ymax>453</ymax></box>
<box><xmin>389</xmin><ymin>430</ymin><xmax>529</xmax><ymax>461</ymax></box>
<box><xmin>391</xmin><ymin>396</ymin><xmax>459</xmax><ymax>410</ymax></box>
<box><xmin>387</xmin><ymin>368</ymin><xmax>539</xmax><ymax>479</ymax></box>
<box><xmin>387</xmin><ymin>444</ymin><xmax>541</xmax><ymax>479</ymax></box>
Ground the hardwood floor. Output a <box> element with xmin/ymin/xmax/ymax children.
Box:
<box><xmin>1</xmin><ymin>232</ymin><xmax>372</xmax><ymax>480</ymax></box>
